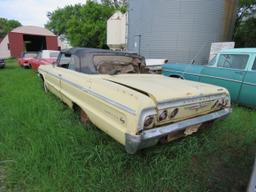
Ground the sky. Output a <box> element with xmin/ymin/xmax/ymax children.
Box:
<box><xmin>0</xmin><ymin>0</ymin><xmax>87</xmax><ymax>27</ymax></box>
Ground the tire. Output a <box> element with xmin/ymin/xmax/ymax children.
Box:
<box><xmin>43</xmin><ymin>81</ymin><xmax>48</xmax><ymax>93</ymax></box>
<box><xmin>40</xmin><ymin>75</ymin><xmax>48</xmax><ymax>93</ymax></box>
<box><xmin>80</xmin><ymin>109</ymin><xmax>89</xmax><ymax>125</ymax></box>
<box><xmin>170</xmin><ymin>75</ymin><xmax>183</xmax><ymax>79</ymax></box>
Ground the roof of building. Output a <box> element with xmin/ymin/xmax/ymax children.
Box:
<box><xmin>11</xmin><ymin>26</ymin><xmax>56</xmax><ymax>36</ymax></box>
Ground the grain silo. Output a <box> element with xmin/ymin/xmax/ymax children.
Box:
<box><xmin>128</xmin><ymin>0</ymin><xmax>238</xmax><ymax>64</ymax></box>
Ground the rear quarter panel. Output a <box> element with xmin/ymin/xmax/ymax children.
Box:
<box><xmin>162</xmin><ymin>63</ymin><xmax>204</xmax><ymax>81</ymax></box>
<box><xmin>57</xmin><ymin>68</ymin><xmax>153</xmax><ymax>145</ymax></box>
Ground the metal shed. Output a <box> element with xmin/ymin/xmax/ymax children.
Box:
<box><xmin>128</xmin><ymin>0</ymin><xmax>238</xmax><ymax>64</ymax></box>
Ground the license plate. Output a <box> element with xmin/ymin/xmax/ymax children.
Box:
<box><xmin>184</xmin><ymin>124</ymin><xmax>201</xmax><ymax>136</ymax></box>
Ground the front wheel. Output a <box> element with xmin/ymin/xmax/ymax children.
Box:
<box><xmin>43</xmin><ymin>81</ymin><xmax>48</xmax><ymax>93</ymax></box>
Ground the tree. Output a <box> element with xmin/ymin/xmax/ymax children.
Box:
<box><xmin>46</xmin><ymin>1</ymin><xmax>116</xmax><ymax>48</ymax></box>
<box><xmin>233</xmin><ymin>0</ymin><xmax>256</xmax><ymax>47</ymax></box>
<box><xmin>46</xmin><ymin>4</ymin><xmax>82</xmax><ymax>36</ymax></box>
<box><xmin>101</xmin><ymin>0</ymin><xmax>127</xmax><ymax>8</ymax></box>
<box><xmin>0</xmin><ymin>18</ymin><xmax>21</xmax><ymax>39</ymax></box>
<box><xmin>234</xmin><ymin>18</ymin><xmax>256</xmax><ymax>47</ymax></box>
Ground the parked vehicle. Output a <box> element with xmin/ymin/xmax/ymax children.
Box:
<box><xmin>38</xmin><ymin>48</ymin><xmax>231</xmax><ymax>154</ymax></box>
<box><xmin>0</xmin><ymin>58</ymin><xmax>5</xmax><ymax>69</ymax></box>
<box><xmin>30</xmin><ymin>50</ymin><xmax>59</xmax><ymax>70</ymax></box>
<box><xmin>162</xmin><ymin>48</ymin><xmax>256</xmax><ymax>108</ymax></box>
<box><xmin>145</xmin><ymin>59</ymin><xmax>168</xmax><ymax>74</ymax></box>
<box><xmin>18</xmin><ymin>52</ymin><xmax>38</xmax><ymax>68</ymax></box>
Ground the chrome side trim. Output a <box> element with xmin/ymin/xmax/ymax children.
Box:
<box><xmin>157</xmin><ymin>93</ymin><xmax>226</xmax><ymax>110</ymax></box>
<box><xmin>163</xmin><ymin>69</ymin><xmax>243</xmax><ymax>83</ymax></box>
<box><xmin>39</xmin><ymin>69</ymin><xmax>137</xmax><ymax>115</ymax></box>
<box><xmin>125</xmin><ymin>108</ymin><xmax>231</xmax><ymax>154</ymax></box>
<box><xmin>243</xmin><ymin>82</ymin><xmax>256</xmax><ymax>86</ymax></box>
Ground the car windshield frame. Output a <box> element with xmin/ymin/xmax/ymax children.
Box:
<box><xmin>49</xmin><ymin>52</ymin><xmax>59</xmax><ymax>59</ymax></box>
<box><xmin>207</xmin><ymin>55</ymin><xmax>217</xmax><ymax>66</ymax></box>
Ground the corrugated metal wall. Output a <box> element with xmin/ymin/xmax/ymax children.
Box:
<box><xmin>128</xmin><ymin>0</ymin><xmax>237</xmax><ymax>64</ymax></box>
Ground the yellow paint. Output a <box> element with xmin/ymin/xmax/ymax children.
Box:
<box><xmin>39</xmin><ymin>65</ymin><xmax>230</xmax><ymax>145</ymax></box>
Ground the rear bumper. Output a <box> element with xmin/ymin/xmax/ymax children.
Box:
<box><xmin>125</xmin><ymin>108</ymin><xmax>231</xmax><ymax>154</ymax></box>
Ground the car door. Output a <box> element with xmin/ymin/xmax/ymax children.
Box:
<box><xmin>238</xmin><ymin>54</ymin><xmax>256</xmax><ymax>107</ymax></box>
<box><xmin>43</xmin><ymin>55</ymin><xmax>63</xmax><ymax>98</ymax></box>
<box><xmin>55</xmin><ymin>52</ymin><xmax>74</xmax><ymax>105</ymax></box>
<box><xmin>199</xmin><ymin>53</ymin><xmax>249</xmax><ymax>102</ymax></box>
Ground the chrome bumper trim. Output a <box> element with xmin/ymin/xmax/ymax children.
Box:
<box><xmin>125</xmin><ymin>108</ymin><xmax>231</xmax><ymax>154</ymax></box>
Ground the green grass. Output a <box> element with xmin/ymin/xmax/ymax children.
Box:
<box><xmin>0</xmin><ymin>59</ymin><xmax>256</xmax><ymax>192</ymax></box>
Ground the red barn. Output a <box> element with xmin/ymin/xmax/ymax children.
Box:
<box><xmin>0</xmin><ymin>26</ymin><xmax>59</xmax><ymax>58</ymax></box>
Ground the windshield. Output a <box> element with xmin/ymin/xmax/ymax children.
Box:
<box><xmin>24</xmin><ymin>52</ymin><xmax>37</xmax><ymax>58</ymax></box>
<box><xmin>93</xmin><ymin>55</ymin><xmax>143</xmax><ymax>75</ymax></box>
<box><xmin>49</xmin><ymin>52</ymin><xmax>59</xmax><ymax>58</ymax></box>
<box><xmin>207</xmin><ymin>55</ymin><xmax>217</xmax><ymax>66</ymax></box>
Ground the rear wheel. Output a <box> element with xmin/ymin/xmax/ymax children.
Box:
<box><xmin>80</xmin><ymin>109</ymin><xmax>90</xmax><ymax>125</ymax></box>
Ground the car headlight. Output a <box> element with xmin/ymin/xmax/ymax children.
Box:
<box><xmin>158</xmin><ymin>110</ymin><xmax>168</xmax><ymax>121</ymax></box>
<box><xmin>144</xmin><ymin>115</ymin><xmax>154</xmax><ymax>128</ymax></box>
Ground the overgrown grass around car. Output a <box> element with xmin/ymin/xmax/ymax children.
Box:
<box><xmin>0</xmin><ymin>59</ymin><xmax>256</xmax><ymax>192</ymax></box>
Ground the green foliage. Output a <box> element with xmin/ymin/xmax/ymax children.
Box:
<box><xmin>101</xmin><ymin>0</ymin><xmax>128</xmax><ymax>12</ymax></box>
<box><xmin>46</xmin><ymin>1</ymin><xmax>116</xmax><ymax>48</ymax></box>
<box><xmin>1</xmin><ymin>59</ymin><xmax>256</xmax><ymax>191</ymax></box>
<box><xmin>234</xmin><ymin>0</ymin><xmax>256</xmax><ymax>47</ymax></box>
<box><xmin>0</xmin><ymin>18</ymin><xmax>21</xmax><ymax>39</ymax></box>
<box><xmin>235</xmin><ymin>18</ymin><xmax>256</xmax><ymax>47</ymax></box>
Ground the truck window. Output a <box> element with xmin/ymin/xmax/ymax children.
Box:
<box><xmin>217</xmin><ymin>54</ymin><xmax>249</xmax><ymax>70</ymax></box>
<box><xmin>252</xmin><ymin>58</ymin><xmax>256</xmax><ymax>71</ymax></box>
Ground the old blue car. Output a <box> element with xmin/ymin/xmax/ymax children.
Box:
<box><xmin>162</xmin><ymin>48</ymin><xmax>256</xmax><ymax>107</ymax></box>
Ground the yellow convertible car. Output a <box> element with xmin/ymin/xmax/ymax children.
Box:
<box><xmin>38</xmin><ymin>48</ymin><xmax>231</xmax><ymax>154</ymax></box>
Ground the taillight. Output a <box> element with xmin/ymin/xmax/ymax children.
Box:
<box><xmin>170</xmin><ymin>108</ymin><xmax>179</xmax><ymax>119</ymax></box>
<box><xmin>144</xmin><ymin>116</ymin><xmax>154</xmax><ymax>128</ymax></box>
<box><xmin>158</xmin><ymin>110</ymin><xmax>168</xmax><ymax>121</ymax></box>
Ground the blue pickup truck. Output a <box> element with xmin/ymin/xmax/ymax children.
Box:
<box><xmin>162</xmin><ymin>48</ymin><xmax>256</xmax><ymax>107</ymax></box>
